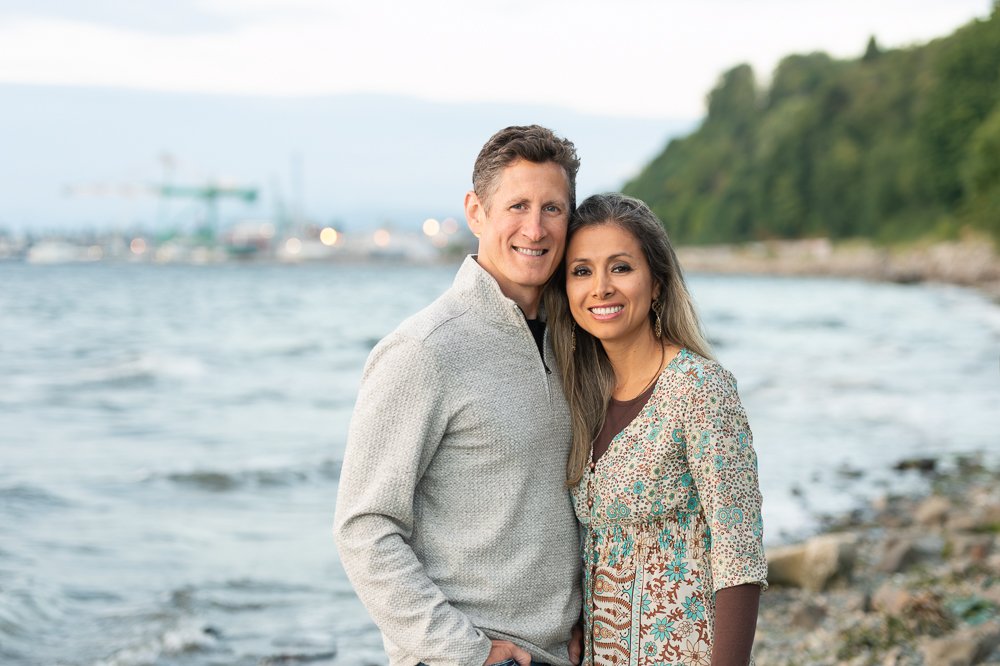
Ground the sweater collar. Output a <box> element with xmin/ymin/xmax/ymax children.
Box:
<box><xmin>453</xmin><ymin>255</ymin><xmax>543</xmax><ymax>328</ymax></box>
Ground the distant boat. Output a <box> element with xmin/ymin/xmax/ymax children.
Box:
<box><xmin>26</xmin><ymin>241</ymin><xmax>101</xmax><ymax>264</ymax></box>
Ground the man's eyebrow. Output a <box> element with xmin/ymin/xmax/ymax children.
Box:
<box><xmin>568</xmin><ymin>252</ymin><xmax>634</xmax><ymax>263</ymax></box>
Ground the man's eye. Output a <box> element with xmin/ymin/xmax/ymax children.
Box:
<box><xmin>511</xmin><ymin>203</ymin><xmax>526</xmax><ymax>210</ymax></box>
<box><xmin>544</xmin><ymin>205</ymin><xmax>562</xmax><ymax>213</ymax></box>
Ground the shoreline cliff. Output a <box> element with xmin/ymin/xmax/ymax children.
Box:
<box><xmin>678</xmin><ymin>238</ymin><xmax>1000</xmax><ymax>302</ymax></box>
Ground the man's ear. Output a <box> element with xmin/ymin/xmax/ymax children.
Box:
<box><xmin>464</xmin><ymin>190</ymin><xmax>484</xmax><ymax>238</ymax></box>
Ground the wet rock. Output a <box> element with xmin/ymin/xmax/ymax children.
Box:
<box><xmin>982</xmin><ymin>580</ymin><xmax>1000</xmax><ymax>608</ymax></box>
<box><xmin>836</xmin><ymin>462</ymin><xmax>865</xmax><ymax>480</ymax></box>
<box><xmin>767</xmin><ymin>533</ymin><xmax>857</xmax><ymax>591</ymax></box>
<box><xmin>872</xmin><ymin>582</ymin><xmax>913</xmax><ymax>616</ymax></box>
<box><xmin>259</xmin><ymin>650</ymin><xmax>338</xmax><ymax>665</ymax></box>
<box><xmin>875</xmin><ymin>537</ymin><xmax>922</xmax><ymax>573</ymax></box>
<box><xmin>875</xmin><ymin>534</ymin><xmax>944</xmax><ymax>573</ymax></box>
<box><xmin>874</xmin><ymin>496</ymin><xmax>916</xmax><ymax>529</ymax></box>
<box><xmin>893</xmin><ymin>457</ymin><xmax>938</xmax><ymax>473</ymax></box>
<box><xmin>915</xmin><ymin>495</ymin><xmax>951</xmax><ymax>527</ymax></box>
<box><xmin>881</xmin><ymin>646</ymin><xmax>903</xmax><ymax>665</ymax></box>
<box><xmin>920</xmin><ymin>624</ymin><xmax>1000</xmax><ymax>666</ymax></box>
<box><xmin>947</xmin><ymin>534</ymin><xmax>995</xmax><ymax>563</ymax></box>
<box><xmin>904</xmin><ymin>591</ymin><xmax>953</xmax><ymax>636</ymax></box>
<box><xmin>948</xmin><ymin>504</ymin><xmax>1000</xmax><ymax>533</ymax></box>
<box><xmin>788</xmin><ymin>599</ymin><xmax>827</xmax><ymax>630</ymax></box>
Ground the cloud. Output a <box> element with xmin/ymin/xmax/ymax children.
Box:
<box><xmin>0</xmin><ymin>0</ymin><xmax>992</xmax><ymax>117</ymax></box>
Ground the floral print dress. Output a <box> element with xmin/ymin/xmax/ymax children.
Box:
<box><xmin>571</xmin><ymin>349</ymin><xmax>768</xmax><ymax>666</ymax></box>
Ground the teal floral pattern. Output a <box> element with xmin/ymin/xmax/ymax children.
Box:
<box><xmin>573</xmin><ymin>349</ymin><xmax>767</xmax><ymax>665</ymax></box>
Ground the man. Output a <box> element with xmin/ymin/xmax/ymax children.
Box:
<box><xmin>334</xmin><ymin>125</ymin><xmax>582</xmax><ymax>666</ymax></box>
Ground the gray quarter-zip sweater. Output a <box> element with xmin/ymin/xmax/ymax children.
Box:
<box><xmin>334</xmin><ymin>256</ymin><xmax>581</xmax><ymax>666</ymax></box>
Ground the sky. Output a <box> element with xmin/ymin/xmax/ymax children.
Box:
<box><xmin>0</xmin><ymin>0</ymin><xmax>993</xmax><ymax>119</ymax></box>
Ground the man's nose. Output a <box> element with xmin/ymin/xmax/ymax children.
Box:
<box><xmin>520</xmin><ymin>210</ymin><xmax>545</xmax><ymax>242</ymax></box>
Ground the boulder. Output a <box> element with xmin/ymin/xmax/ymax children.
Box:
<box><xmin>920</xmin><ymin>624</ymin><xmax>1000</xmax><ymax>666</ymax></box>
<box><xmin>875</xmin><ymin>537</ymin><xmax>922</xmax><ymax>573</ymax></box>
<box><xmin>876</xmin><ymin>534</ymin><xmax>945</xmax><ymax>573</ymax></box>
<box><xmin>871</xmin><ymin>582</ymin><xmax>913</xmax><ymax>616</ymax></box>
<box><xmin>767</xmin><ymin>533</ymin><xmax>857</xmax><ymax>591</ymax></box>
<box><xmin>948</xmin><ymin>504</ymin><xmax>1000</xmax><ymax>533</ymax></box>
<box><xmin>915</xmin><ymin>495</ymin><xmax>951</xmax><ymax>527</ymax></box>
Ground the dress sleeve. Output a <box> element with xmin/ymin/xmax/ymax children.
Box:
<box><xmin>333</xmin><ymin>333</ymin><xmax>493</xmax><ymax>666</ymax></box>
<box><xmin>683</xmin><ymin>365</ymin><xmax>768</xmax><ymax>592</ymax></box>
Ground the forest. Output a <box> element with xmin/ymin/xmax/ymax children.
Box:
<box><xmin>624</xmin><ymin>4</ymin><xmax>1000</xmax><ymax>244</ymax></box>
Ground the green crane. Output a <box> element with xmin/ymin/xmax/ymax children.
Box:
<box><xmin>156</xmin><ymin>183</ymin><xmax>259</xmax><ymax>236</ymax></box>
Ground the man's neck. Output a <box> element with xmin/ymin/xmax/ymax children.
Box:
<box><xmin>472</xmin><ymin>256</ymin><xmax>542</xmax><ymax>318</ymax></box>
<box><xmin>510</xmin><ymin>290</ymin><xmax>541</xmax><ymax>319</ymax></box>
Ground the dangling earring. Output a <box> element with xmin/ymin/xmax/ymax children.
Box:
<box><xmin>570</xmin><ymin>323</ymin><xmax>577</xmax><ymax>353</ymax></box>
<box><xmin>654</xmin><ymin>305</ymin><xmax>663</xmax><ymax>339</ymax></box>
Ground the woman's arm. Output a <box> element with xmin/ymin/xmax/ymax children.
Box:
<box><xmin>681</xmin><ymin>362</ymin><xmax>767</xmax><ymax>664</ymax></box>
<box><xmin>712</xmin><ymin>583</ymin><xmax>761</xmax><ymax>666</ymax></box>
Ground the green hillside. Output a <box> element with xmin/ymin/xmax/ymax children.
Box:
<box><xmin>624</xmin><ymin>5</ymin><xmax>1000</xmax><ymax>244</ymax></box>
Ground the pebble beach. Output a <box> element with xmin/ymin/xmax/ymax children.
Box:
<box><xmin>754</xmin><ymin>454</ymin><xmax>1000</xmax><ymax>666</ymax></box>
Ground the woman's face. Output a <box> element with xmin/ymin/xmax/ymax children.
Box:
<box><xmin>565</xmin><ymin>222</ymin><xmax>659</xmax><ymax>348</ymax></box>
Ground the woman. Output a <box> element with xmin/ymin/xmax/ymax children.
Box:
<box><xmin>546</xmin><ymin>193</ymin><xmax>767</xmax><ymax>666</ymax></box>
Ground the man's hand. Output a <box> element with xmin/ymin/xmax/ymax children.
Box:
<box><xmin>568</xmin><ymin>621</ymin><xmax>583</xmax><ymax>664</ymax></box>
<box><xmin>483</xmin><ymin>639</ymin><xmax>531</xmax><ymax>666</ymax></box>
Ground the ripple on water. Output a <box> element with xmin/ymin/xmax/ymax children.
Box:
<box><xmin>152</xmin><ymin>459</ymin><xmax>341</xmax><ymax>492</ymax></box>
<box><xmin>0</xmin><ymin>484</ymin><xmax>72</xmax><ymax>515</ymax></box>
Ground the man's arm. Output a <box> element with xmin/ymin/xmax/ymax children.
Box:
<box><xmin>334</xmin><ymin>334</ymin><xmax>493</xmax><ymax>666</ymax></box>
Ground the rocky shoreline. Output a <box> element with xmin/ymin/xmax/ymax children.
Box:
<box><xmin>754</xmin><ymin>455</ymin><xmax>1000</xmax><ymax>665</ymax></box>
<box><xmin>677</xmin><ymin>238</ymin><xmax>1000</xmax><ymax>302</ymax></box>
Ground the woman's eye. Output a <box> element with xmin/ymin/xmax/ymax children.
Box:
<box><xmin>571</xmin><ymin>266</ymin><xmax>591</xmax><ymax>277</ymax></box>
<box><xmin>612</xmin><ymin>263</ymin><xmax>632</xmax><ymax>273</ymax></box>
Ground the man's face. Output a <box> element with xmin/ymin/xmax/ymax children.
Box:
<box><xmin>465</xmin><ymin>159</ymin><xmax>570</xmax><ymax>309</ymax></box>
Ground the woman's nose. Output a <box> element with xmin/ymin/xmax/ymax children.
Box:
<box><xmin>592</xmin><ymin>274</ymin><xmax>612</xmax><ymax>298</ymax></box>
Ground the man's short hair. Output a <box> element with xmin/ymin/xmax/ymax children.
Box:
<box><xmin>472</xmin><ymin>125</ymin><xmax>580</xmax><ymax>212</ymax></box>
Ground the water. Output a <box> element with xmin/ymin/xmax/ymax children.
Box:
<box><xmin>1</xmin><ymin>262</ymin><xmax>998</xmax><ymax>665</ymax></box>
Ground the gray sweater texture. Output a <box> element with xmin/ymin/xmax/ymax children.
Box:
<box><xmin>334</xmin><ymin>257</ymin><xmax>582</xmax><ymax>666</ymax></box>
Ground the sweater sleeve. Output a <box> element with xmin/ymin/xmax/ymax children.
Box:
<box><xmin>333</xmin><ymin>333</ymin><xmax>493</xmax><ymax>666</ymax></box>
<box><xmin>683</xmin><ymin>366</ymin><xmax>768</xmax><ymax>593</ymax></box>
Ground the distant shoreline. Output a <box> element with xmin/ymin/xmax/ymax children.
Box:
<box><xmin>677</xmin><ymin>237</ymin><xmax>1000</xmax><ymax>302</ymax></box>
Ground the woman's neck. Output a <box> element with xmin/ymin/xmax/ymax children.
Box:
<box><xmin>603</xmin><ymin>329</ymin><xmax>666</xmax><ymax>400</ymax></box>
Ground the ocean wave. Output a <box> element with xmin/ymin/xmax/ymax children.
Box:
<box><xmin>151</xmin><ymin>459</ymin><xmax>341</xmax><ymax>492</ymax></box>
<box><xmin>62</xmin><ymin>353</ymin><xmax>207</xmax><ymax>390</ymax></box>
<box><xmin>0</xmin><ymin>587</ymin><xmax>61</xmax><ymax>639</ymax></box>
<box><xmin>93</xmin><ymin>620</ymin><xmax>218</xmax><ymax>666</ymax></box>
<box><xmin>0</xmin><ymin>484</ymin><xmax>71</xmax><ymax>513</ymax></box>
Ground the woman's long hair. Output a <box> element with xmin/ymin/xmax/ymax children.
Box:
<box><xmin>545</xmin><ymin>193</ymin><xmax>713</xmax><ymax>486</ymax></box>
